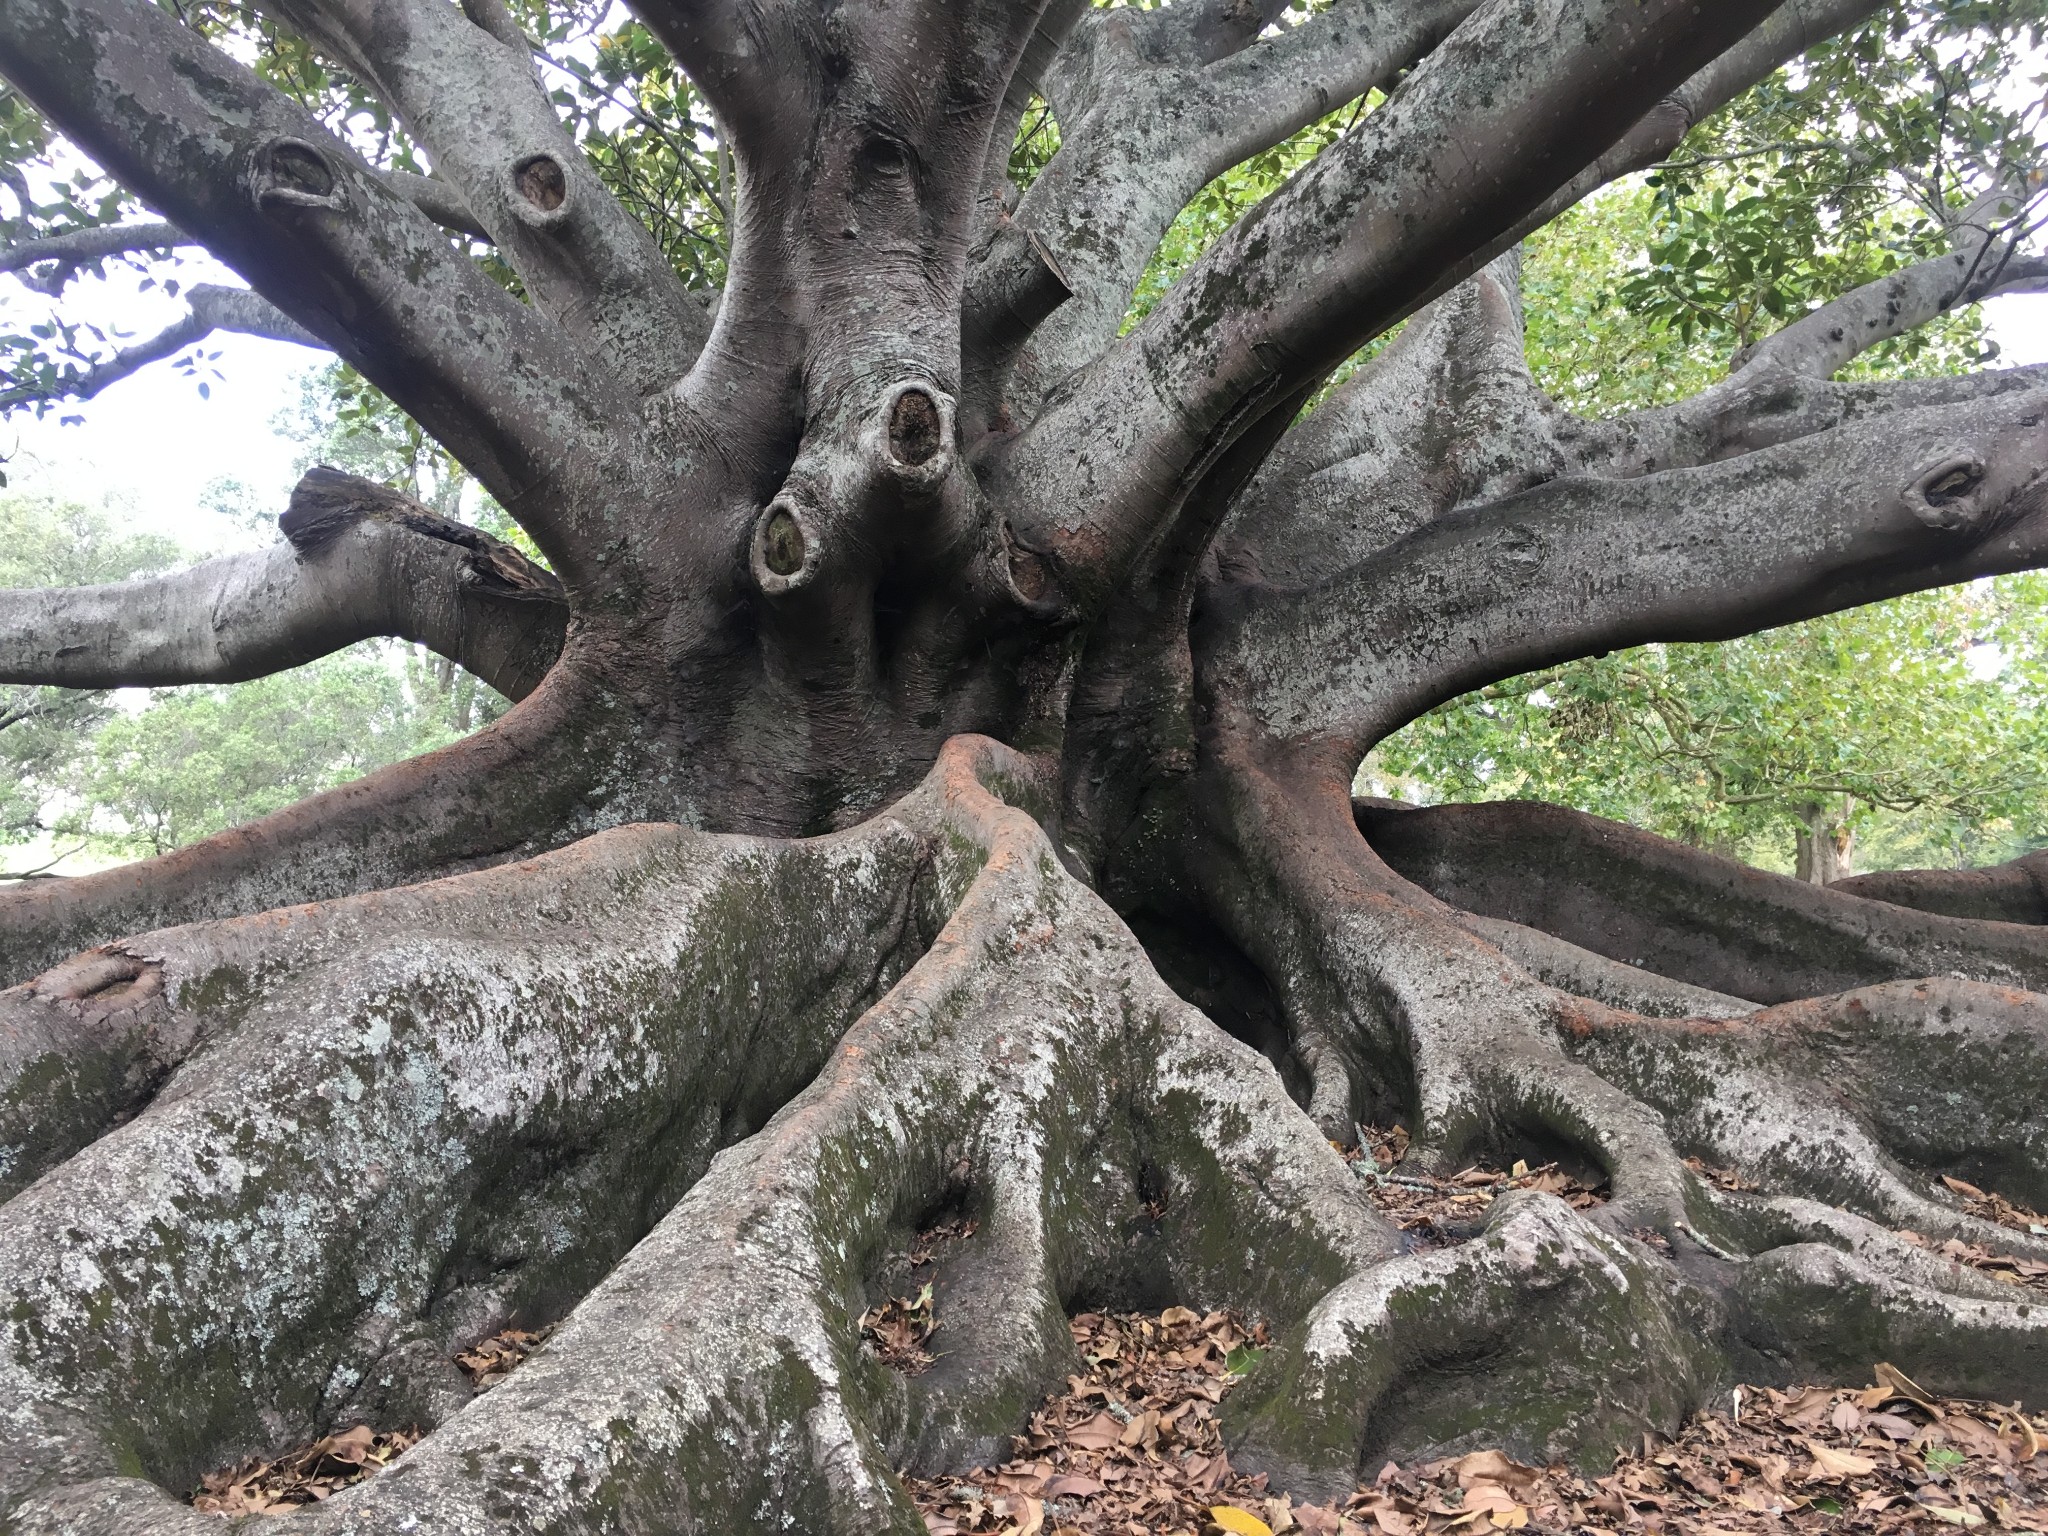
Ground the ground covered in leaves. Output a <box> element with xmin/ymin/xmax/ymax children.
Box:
<box><xmin>190</xmin><ymin>1425</ymin><xmax>420</xmax><ymax>1516</ymax></box>
<box><xmin>894</xmin><ymin>1135</ymin><xmax>2048</xmax><ymax>1536</ymax></box>
<box><xmin>1347</xmin><ymin>1124</ymin><xmax>1608</xmax><ymax>1249</ymax></box>
<box><xmin>898</xmin><ymin>1310</ymin><xmax>2048</xmax><ymax>1536</ymax></box>
<box><xmin>177</xmin><ymin>1149</ymin><xmax>2048</xmax><ymax>1528</ymax></box>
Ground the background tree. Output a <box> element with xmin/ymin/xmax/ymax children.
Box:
<box><xmin>5</xmin><ymin>1</ymin><xmax>2048</xmax><ymax>1531</ymax></box>
<box><xmin>0</xmin><ymin>494</ymin><xmax>176</xmax><ymax>869</ymax></box>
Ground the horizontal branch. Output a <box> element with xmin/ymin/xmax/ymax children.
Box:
<box><xmin>994</xmin><ymin>0</ymin><xmax>1778</xmax><ymax>607</ymax></box>
<box><xmin>0</xmin><ymin>173</ymin><xmax>487</xmax><ymax>297</ymax></box>
<box><xmin>0</xmin><ymin>468</ymin><xmax>566</xmax><ymax>700</ymax></box>
<box><xmin>1208</xmin><ymin>381</ymin><xmax>2048</xmax><ymax>761</ymax></box>
<box><xmin>0</xmin><ymin>0</ymin><xmax>637</xmax><ymax>588</ymax></box>
<box><xmin>0</xmin><ymin>220</ymin><xmax>183</xmax><ymax>293</ymax></box>
<box><xmin>0</xmin><ymin>284</ymin><xmax>322</xmax><ymax>411</ymax></box>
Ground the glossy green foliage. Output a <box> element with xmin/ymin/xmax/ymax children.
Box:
<box><xmin>1369</xmin><ymin>579</ymin><xmax>2048</xmax><ymax>873</ymax></box>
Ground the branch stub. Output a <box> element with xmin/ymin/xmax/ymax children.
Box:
<box><xmin>876</xmin><ymin>381</ymin><xmax>958</xmax><ymax>492</ymax></box>
<box><xmin>512</xmin><ymin>154</ymin><xmax>570</xmax><ymax>223</ymax></box>
<box><xmin>250</xmin><ymin>138</ymin><xmax>347</xmax><ymax>214</ymax></box>
<box><xmin>752</xmin><ymin>499</ymin><xmax>820</xmax><ymax>595</ymax></box>
<box><xmin>1904</xmin><ymin>452</ymin><xmax>1989</xmax><ymax>532</ymax></box>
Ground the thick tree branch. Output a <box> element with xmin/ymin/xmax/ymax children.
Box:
<box><xmin>0</xmin><ymin>468</ymin><xmax>565</xmax><ymax>701</ymax></box>
<box><xmin>1217</xmin><ymin>252</ymin><xmax>1563</xmax><ymax>590</ymax></box>
<box><xmin>1207</xmin><ymin>385</ymin><xmax>2048</xmax><ymax>762</ymax></box>
<box><xmin>257</xmin><ymin>0</ymin><xmax>709</xmax><ymax>395</ymax></box>
<box><xmin>993</xmin><ymin>0</ymin><xmax>1779</xmax><ymax>609</ymax></box>
<box><xmin>0</xmin><ymin>173</ymin><xmax>487</xmax><ymax>298</ymax></box>
<box><xmin>0</xmin><ymin>0</ymin><xmax>636</xmax><ymax>589</ymax></box>
<box><xmin>0</xmin><ymin>283</ymin><xmax>323</xmax><ymax>410</ymax></box>
<box><xmin>1508</xmin><ymin>0</ymin><xmax>1889</xmax><ymax>249</ymax></box>
<box><xmin>962</xmin><ymin>0</ymin><xmax>1478</xmax><ymax>434</ymax></box>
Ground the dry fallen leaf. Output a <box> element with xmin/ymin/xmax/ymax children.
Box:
<box><xmin>1208</xmin><ymin>1504</ymin><xmax>1276</xmax><ymax>1536</ymax></box>
<box><xmin>1802</xmin><ymin>1438</ymin><xmax>1878</xmax><ymax>1478</ymax></box>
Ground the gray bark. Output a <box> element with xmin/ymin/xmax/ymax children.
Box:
<box><xmin>1</xmin><ymin>1</ymin><xmax>2047</xmax><ymax>1528</ymax></box>
<box><xmin>0</xmin><ymin>469</ymin><xmax>564</xmax><ymax>701</ymax></box>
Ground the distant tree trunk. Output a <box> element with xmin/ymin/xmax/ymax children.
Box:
<box><xmin>1795</xmin><ymin>797</ymin><xmax>1856</xmax><ymax>884</ymax></box>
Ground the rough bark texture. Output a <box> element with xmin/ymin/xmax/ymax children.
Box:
<box><xmin>3</xmin><ymin>0</ymin><xmax>2048</xmax><ymax>1529</ymax></box>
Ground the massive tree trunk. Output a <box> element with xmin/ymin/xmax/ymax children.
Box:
<box><xmin>3</xmin><ymin>0</ymin><xmax>2048</xmax><ymax>1529</ymax></box>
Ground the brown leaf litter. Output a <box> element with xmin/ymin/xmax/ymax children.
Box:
<box><xmin>861</xmin><ymin>1213</ymin><xmax>981</xmax><ymax>1374</ymax></box>
<box><xmin>1937</xmin><ymin>1176</ymin><xmax>2048</xmax><ymax>1241</ymax></box>
<box><xmin>190</xmin><ymin>1424</ymin><xmax>419</xmax><ymax>1515</ymax></box>
<box><xmin>454</xmin><ymin>1323</ymin><xmax>555</xmax><ymax>1390</ymax></box>
<box><xmin>903</xmin><ymin>1316</ymin><xmax>2048</xmax><ymax>1536</ymax></box>
<box><xmin>903</xmin><ymin>1305</ymin><xmax>1277</xmax><ymax>1536</ymax></box>
<box><xmin>864</xmin><ymin>1280</ymin><xmax>941</xmax><ymax>1373</ymax></box>
<box><xmin>191</xmin><ymin>1324</ymin><xmax>554</xmax><ymax>1513</ymax></box>
<box><xmin>1347</xmin><ymin>1124</ymin><xmax>1607</xmax><ymax>1248</ymax></box>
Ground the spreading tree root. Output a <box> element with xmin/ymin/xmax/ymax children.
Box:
<box><xmin>0</xmin><ymin>739</ymin><xmax>1393</xmax><ymax>1532</ymax></box>
<box><xmin>1356</xmin><ymin>796</ymin><xmax>2048</xmax><ymax>1002</ymax></box>
<box><xmin>1168</xmin><ymin>754</ymin><xmax>2048</xmax><ymax>1490</ymax></box>
<box><xmin>6</xmin><ymin>742</ymin><xmax>2048</xmax><ymax>1531</ymax></box>
<box><xmin>0</xmin><ymin>670</ymin><xmax>640</xmax><ymax>991</ymax></box>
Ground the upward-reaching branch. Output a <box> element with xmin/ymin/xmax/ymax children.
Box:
<box><xmin>257</xmin><ymin>0</ymin><xmax>709</xmax><ymax>396</ymax></box>
<box><xmin>992</xmin><ymin>0</ymin><xmax>1780</xmax><ymax>609</ymax></box>
<box><xmin>1513</xmin><ymin>0</ymin><xmax>1890</xmax><ymax>245</ymax></box>
<box><xmin>0</xmin><ymin>0</ymin><xmax>635</xmax><ymax>590</ymax></box>
<box><xmin>961</xmin><ymin>0</ymin><xmax>1479</xmax><ymax>430</ymax></box>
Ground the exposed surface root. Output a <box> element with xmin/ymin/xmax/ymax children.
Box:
<box><xmin>1563</xmin><ymin>978</ymin><xmax>2048</xmax><ymax>1259</ymax></box>
<box><xmin>1223</xmin><ymin>1192</ymin><xmax>1725</xmax><ymax>1503</ymax></box>
<box><xmin>1348</xmin><ymin>1126</ymin><xmax>1609</xmax><ymax>1248</ymax></box>
<box><xmin>1838</xmin><ymin>850</ymin><xmax>2048</xmax><ymax>926</ymax></box>
<box><xmin>1356</xmin><ymin>797</ymin><xmax>2048</xmax><ymax>1003</ymax></box>
<box><xmin>0</xmin><ymin>669</ymin><xmax>638</xmax><ymax>990</ymax></box>
<box><xmin>8</xmin><ymin>739</ymin><xmax>2048</xmax><ymax>1532</ymax></box>
<box><xmin>2</xmin><ymin>738</ymin><xmax>1390</xmax><ymax>1533</ymax></box>
<box><xmin>1143</xmin><ymin>751</ymin><xmax>2048</xmax><ymax>1495</ymax></box>
<box><xmin>0</xmin><ymin>796</ymin><xmax>936</xmax><ymax>1524</ymax></box>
